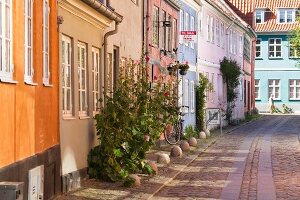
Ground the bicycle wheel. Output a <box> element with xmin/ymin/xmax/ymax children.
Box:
<box><xmin>164</xmin><ymin>123</ymin><xmax>181</xmax><ymax>145</ymax></box>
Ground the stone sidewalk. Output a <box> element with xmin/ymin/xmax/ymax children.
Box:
<box><xmin>55</xmin><ymin>123</ymin><xmax>244</xmax><ymax>200</ymax></box>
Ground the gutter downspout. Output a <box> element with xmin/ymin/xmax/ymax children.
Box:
<box><xmin>103</xmin><ymin>22</ymin><xmax>120</xmax><ymax>101</ymax></box>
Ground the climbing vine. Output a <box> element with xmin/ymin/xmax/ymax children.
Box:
<box><xmin>220</xmin><ymin>57</ymin><xmax>241</xmax><ymax>123</ymax></box>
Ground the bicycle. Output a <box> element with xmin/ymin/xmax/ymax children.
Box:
<box><xmin>164</xmin><ymin>106</ymin><xmax>188</xmax><ymax>145</ymax></box>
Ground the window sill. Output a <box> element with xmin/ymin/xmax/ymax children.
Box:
<box><xmin>43</xmin><ymin>83</ymin><xmax>53</xmax><ymax>87</ymax></box>
<box><xmin>79</xmin><ymin>115</ymin><xmax>90</xmax><ymax>120</ymax></box>
<box><xmin>25</xmin><ymin>81</ymin><xmax>38</xmax><ymax>86</ymax></box>
<box><xmin>0</xmin><ymin>78</ymin><xmax>18</xmax><ymax>84</ymax></box>
<box><xmin>289</xmin><ymin>98</ymin><xmax>300</xmax><ymax>101</ymax></box>
<box><xmin>63</xmin><ymin>116</ymin><xmax>76</xmax><ymax>120</ymax></box>
<box><xmin>269</xmin><ymin>57</ymin><xmax>283</xmax><ymax>60</ymax></box>
<box><xmin>255</xmin><ymin>57</ymin><xmax>263</xmax><ymax>60</ymax></box>
<box><xmin>289</xmin><ymin>57</ymin><xmax>300</xmax><ymax>59</ymax></box>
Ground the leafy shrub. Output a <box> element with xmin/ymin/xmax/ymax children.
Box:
<box><xmin>88</xmin><ymin>57</ymin><xmax>179</xmax><ymax>184</ymax></box>
<box><xmin>182</xmin><ymin>125</ymin><xmax>198</xmax><ymax>140</ymax></box>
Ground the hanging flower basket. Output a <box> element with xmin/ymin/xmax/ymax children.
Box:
<box><xmin>179</xmin><ymin>69</ymin><xmax>187</xmax><ymax>75</ymax></box>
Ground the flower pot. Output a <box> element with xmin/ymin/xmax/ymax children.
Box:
<box><xmin>179</xmin><ymin>69</ymin><xmax>187</xmax><ymax>75</ymax></box>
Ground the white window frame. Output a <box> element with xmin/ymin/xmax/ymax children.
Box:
<box><xmin>256</xmin><ymin>38</ymin><xmax>262</xmax><ymax>58</ymax></box>
<box><xmin>92</xmin><ymin>47</ymin><xmax>100</xmax><ymax>115</ymax></box>
<box><xmin>233</xmin><ymin>31</ymin><xmax>237</xmax><ymax>55</ymax></box>
<box><xmin>0</xmin><ymin>0</ymin><xmax>13</xmax><ymax>82</ymax></box>
<box><xmin>268</xmin><ymin>38</ymin><xmax>282</xmax><ymax>58</ymax></box>
<box><xmin>206</xmin><ymin>15</ymin><xmax>210</xmax><ymax>42</ymax></box>
<box><xmin>62</xmin><ymin>35</ymin><xmax>73</xmax><ymax>117</ymax></box>
<box><xmin>278</xmin><ymin>9</ymin><xmax>296</xmax><ymax>23</ymax></box>
<box><xmin>185</xmin><ymin>12</ymin><xmax>189</xmax><ymax>46</ymax></box>
<box><xmin>255</xmin><ymin>10</ymin><xmax>265</xmax><ymax>24</ymax></box>
<box><xmin>190</xmin><ymin>16</ymin><xmax>195</xmax><ymax>49</ymax></box>
<box><xmin>24</xmin><ymin>0</ymin><xmax>34</xmax><ymax>84</ymax></box>
<box><xmin>184</xmin><ymin>79</ymin><xmax>189</xmax><ymax>113</ymax></box>
<box><xmin>190</xmin><ymin>81</ymin><xmax>195</xmax><ymax>113</ymax></box>
<box><xmin>221</xmin><ymin>22</ymin><xmax>225</xmax><ymax>49</ymax></box>
<box><xmin>268</xmin><ymin>79</ymin><xmax>280</xmax><ymax>100</ymax></box>
<box><xmin>216</xmin><ymin>20</ymin><xmax>220</xmax><ymax>46</ymax></box>
<box><xmin>152</xmin><ymin>6</ymin><xmax>159</xmax><ymax>46</ymax></box>
<box><xmin>43</xmin><ymin>0</ymin><xmax>50</xmax><ymax>85</ymax></box>
<box><xmin>210</xmin><ymin>17</ymin><xmax>214</xmax><ymax>43</ymax></box>
<box><xmin>229</xmin><ymin>29</ymin><xmax>233</xmax><ymax>53</ymax></box>
<box><xmin>255</xmin><ymin>79</ymin><xmax>260</xmax><ymax>100</ymax></box>
<box><xmin>78</xmin><ymin>42</ymin><xmax>88</xmax><ymax>117</ymax></box>
<box><xmin>172</xmin><ymin>18</ymin><xmax>176</xmax><ymax>51</ymax></box>
<box><xmin>289</xmin><ymin>79</ymin><xmax>300</xmax><ymax>100</ymax></box>
<box><xmin>239</xmin><ymin>35</ymin><xmax>243</xmax><ymax>56</ymax></box>
<box><xmin>289</xmin><ymin>41</ymin><xmax>299</xmax><ymax>58</ymax></box>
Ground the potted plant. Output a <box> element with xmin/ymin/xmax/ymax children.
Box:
<box><xmin>178</xmin><ymin>63</ymin><xmax>189</xmax><ymax>75</ymax></box>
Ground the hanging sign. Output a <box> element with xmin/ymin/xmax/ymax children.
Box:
<box><xmin>179</xmin><ymin>31</ymin><xmax>197</xmax><ymax>43</ymax></box>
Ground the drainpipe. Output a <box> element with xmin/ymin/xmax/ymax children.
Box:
<box><xmin>103</xmin><ymin>22</ymin><xmax>120</xmax><ymax>100</ymax></box>
<box><xmin>145</xmin><ymin>0</ymin><xmax>149</xmax><ymax>57</ymax></box>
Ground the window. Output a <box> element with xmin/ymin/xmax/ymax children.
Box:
<box><xmin>152</xmin><ymin>6</ymin><xmax>159</xmax><ymax>46</ymax></box>
<box><xmin>185</xmin><ymin>13</ymin><xmax>189</xmax><ymax>46</ymax></box>
<box><xmin>239</xmin><ymin>78</ymin><xmax>243</xmax><ymax>101</ymax></box>
<box><xmin>172</xmin><ymin>19</ymin><xmax>177</xmax><ymax>50</ymax></box>
<box><xmin>244</xmin><ymin>37</ymin><xmax>251</xmax><ymax>61</ymax></box>
<box><xmin>179</xmin><ymin>10</ymin><xmax>183</xmax><ymax>44</ymax></box>
<box><xmin>268</xmin><ymin>79</ymin><xmax>280</xmax><ymax>99</ymax></box>
<box><xmin>239</xmin><ymin>35</ymin><xmax>243</xmax><ymax>56</ymax></box>
<box><xmin>211</xmin><ymin>17</ymin><xmax>214</xmax><ymax>43</ymax></box>
<box><xmin>24</xmin><ymin>0</ymin><xmax>34</xmax><ymax>83</ymax></box>
<box><xmin>269</xmin><ymin>38</ymin><xmax>282</xmax><ymax>58</ymax></box>
<box><xmin>43</xmin><ymin>0</ymin><xmax>50</xmax><ymax>85</ymax></box>
<box><xmin>62</xmin><ymin>35</ymin><xmax>73</xmax><ymax>117</ymax></box>
<box><xmin>220</xmin><ymin>22</ymin><xmax>224</xmax><ymax>48</ymax></box>
<box><xmin>255</xmin><ymin>10</ymin><xmax>265</xmax><ymax>24</ymax></box>
<box><xmin>278</xmin><ymin>9</ymin><xmax>296</xmax><ymax>23</ymax></box>
<box><xmin>216</xmin><ymin>20</ymin><xmax>220</xmax><ymax>46</ymax></box>
<box><xmin>206</xmin><ymin>16</ymin><xmax>210</xmax><ymax>42</ymax></box>
<box><xmin>190</xmin><ymin>16</ymin><xmax>194</xmax><ymax>49</ymax></box>
<box><xmin>167</xmin><ymin>14</ymin><xmax>172</xmax><ymax>51</ymax></box>
<box><xmin>233</xmin><ymin>32</ymin><xmax>237</xmax><ymax>55</ymax></box>
<box><xmin>0</xmin><ymin>0</ymin><xmax>13</xmax><ymax>82</ymax></box>
<box><xmin>289</xmin><ymin>79</ymin><xmax>300</xmax><ymax>99</ymax></box>
<box><xmin>92</xmin><ymin>47</ymin><xmax>100</xmax><ymax>114</ymax></box>
<box><xmin>184</xmin><ymin>79</ymin><xmax>189</xmax><ymax>113</ymax></box>
<box><xmin>78</xmin><ymin>42</ymin><xmax>88</xmax><ymax>116</ymax></box>
<box><xmin>289</xmin><ymin>42</ymin><xmax>299</xmax><ymax>58</ymax></box>
<box><xmin>190</xmin><ymin>81</ymin><xmax>195</xmax><ymax>113</ymax></box>
<box><xmin>229</xmin><ymin>29</ymin><xmax>233</xmax><ymax>53</ymax></box>
<box><xmin>256</xmin><ymin>38</ymin><xmax>262</xmax><ymax>58</ymax></box>
<box><xmin>161</xmin><ymin>10</ymin><xmax>166</xmax><ymax>49</ymax></box>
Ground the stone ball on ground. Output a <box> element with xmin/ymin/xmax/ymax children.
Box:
<box><xmin>147</xmin><ymin>160</ymin><xmax>158</xmax><ymax>174</ymax></box>
<box><xmin>128</xmin><ymin>174</ymin><xmax>141</xmax><ymax>187</ymax></box>
<box><xmin>205</xmin><ymin>129</ymin><xmax>211</xmax><ymax>137</ymax></box>
<box><xmin>170</xmin><ymin>145</ymin><xmax>183</xmax><ymax>157</ymax></box>
<box><xmin>199</xmin><ymin>131</ymin><xmax>206</xmax><ymax>139</ymax></box>
<box><xmin>188</xmin><ymin>137</ymin><xmax>198</xmax><ymax>147</ymax></box>
<box><xmin>180</xmin><ymin>140</ymin><xmax>190</xmax><ymax>151</ymax></box>
<box><xmin>157</xmin><ymin>153</ymin><xmax>170</xmax><ymax>164</ymax></box>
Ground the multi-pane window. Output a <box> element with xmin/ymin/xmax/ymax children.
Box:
<box><xmin>43</xmin><ymin>0</ymin><xmax>50</xmax><ymax>85</ymax></box>
<box><xmin>269</xmin><ymin>38</ymin><xmax>282</xmax><ymax>58</ymax></box>
<box><xmin>179</xmin><ymin>10</ymin><xmax>183</xmax><ymax>44</ymax></box>
<box><xmin>221</xmin><ymin>22</ymin><xmax>224</xmax><ymax>48</ymax></box>
<box><xmin>256</xmin><ymin>38</ymin><xmax>262</xmax><ymax>58</ymax></box>
<box><xmin>161</xmin><ymin>10</ymin><xmax>166</xmax><ymax>49</ymax></box>
<box><xmin>62</xmin><ymin>35</ymin><xmax>73</xmax><ymax>116</ymax></box>
<box><xmin>244</xmin><ymin>37</ymin><xmax>251</xmax><ymax>61</ymax></box>
<box><xmin>172</xmin><ymin>19</ymin><xmax>176</xmax><ymax>50</ymax></box>
<box><xmin>229</xmin><ymin>29</ymin><xmax>233</xmax><ymax>53</ymax></box>
<box><xmin>278</xmin><ymin>9</ymin><xmax>296</xmax><ymax>23</ymax></box>
<box><xmin>211</xmin><ymin>17</ymin><xmax>214</xmax><ymax>43</ymax></box>
<box><xmin>190</xmin><ymin>16</ymin><xmax>194</xmax><ymax>49</ymax></box>
<box><xmin>190</xmin><ymin>81</ymin><xmax>195</xmax><ymax>113</ymax></box>
<box><xmin>239</xmin><ymin>36</ymin><xmax>243</xmax><ymax>56</ymax></box>
<box><xmin>78</xmin><ymin>42</ymin><xmax>88</xmax><ymax>116</ymax></box>
<box><xmin>268</xmin><ymin>79</ymin><xmax>280</xmax><ymax>99</ymax></box>
<box><xmin>216</xmin><ymin>20</ymin><xmax>220</xmax><ymax>46</ymax></box>
<box><xmin>24</xmin><ymin>0</ymin><xmax>34</xmax><ymax>83</ymax></box>
<box><xmin>289</xmin><ymin>80</ymin><xmax>300</xmax><ymax>99</ymax></box>
<box><xmin>152</xmin><ymin>6</ymin><xmax>159</xmax><ymax>46</ymax></box>
<box><xmin>0</xmin><ymin>0</ymin><xmax>13</xmax><ymax>81</ymax></box>
<box><xmin>167</xmin><ymin>15</ymin><xmax>172</xmax><ymax>51</ymax></box>
<box><xmin>206</xmin><ymin>16</ymin><xmax>210</xmax><ymax>42</ymax></box>
<box><xmin>233</xmin><ymin>32</ymin><xmax>237</xmax><ymax>55</ymax></box>
<box><xmin>184</xmin><ymin>79</ymin><xmax>189</xmax><ymax>113</ymax></box>
<box><xmin>255</xmin><ymin>79</ymin><xmax>260</xmax><ymax>99</ymax></box>
<box><xmin>289</xmin><ymin>42</ymin><xmax>299</xmax><ymax>58</ymax></box>
<box><xmin>255</xmin><ymin>10</ymin><xmax>265</xmax><ymax>24</ymax></box>
<box><xmin>185</xmin><ymin>13</ymin><xmax>189</xmax><ymax>46</ymax></box>
<box><xmin>92</xmin><ymin>47</ymin><xmax>100</xmax><ymax>114</ymax></box>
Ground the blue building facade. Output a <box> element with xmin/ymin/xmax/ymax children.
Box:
<box><xmin>178</xmin><ymin>0</ymin><xmax>200</xmax><ymax>129</ymax></box>
<box><xmin>254</xmin><ymin>7</ymin><xmax>300</xmax><ymax>113</ymax></box>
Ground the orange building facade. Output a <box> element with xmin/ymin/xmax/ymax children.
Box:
<box><xmin>0</xmin><ymin>0</ymin><xmax>60</xmax><ymax>199</ymax></box>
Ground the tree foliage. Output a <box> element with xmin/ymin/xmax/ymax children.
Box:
<box><xmin>88</xmin><ymin>58</ymin><xmax>179</xmax><ymax>184</ymax></box>
<box><xmin>289</xmin><ymin>17</ymin><xmax>300</xmax><ymax>63</ymax></box>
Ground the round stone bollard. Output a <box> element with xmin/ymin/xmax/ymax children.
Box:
<box><xmin>147</xmin><ymin>160</ymin><xmax>158</xmax><ymax>174</ymax></box>
<box><xmin>180</xmin><ymin>140</ymin><xmax>190</xmax><ymax>151</ymax></box>
<box><xmin>157</xmin><ymin>153</ymin><xmax>170</xmax><ymax>164</ymax></box>
<box><xmin>188</xmin><ymin>137</ymin><xmax>198</xmax><ymax>147</ymax></box>
<box><xmin>170</xmin><ymin>145</ymin><xmax>183</xmax><ymax>157</ymax></box>
<box><xmin>199</xmin><ymin>131</ymin><xmax>206</xmax><ymax>139</ymax></box>
<box><xmin>128</xmin><ymin>174</ymin><xmax>141</xmax><ymax>187</ymax></box>
<box><xmin>205</xmin><ymin>129</ymin><xmax>211</xmax><ymax>137</ymax></box>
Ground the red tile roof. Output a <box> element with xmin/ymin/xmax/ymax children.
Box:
<box><xmin>225</xmin><ymin>0</ymin><xmax>300</xmax><ymax>32</ymax></box>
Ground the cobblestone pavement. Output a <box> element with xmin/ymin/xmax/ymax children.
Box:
<box><xmin>55</xmin><ymin>115</ymin><xmax>300</xmax><ymax>200</ymax></box>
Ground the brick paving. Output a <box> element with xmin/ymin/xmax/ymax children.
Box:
<box><xmin>55</xmin><ymin>115</ymin><xmax>300</xmax><ymax>200</ymax></box>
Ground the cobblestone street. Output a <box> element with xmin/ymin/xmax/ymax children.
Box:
<box><xmin>56</xmin><ymin>115</ymin><xmax>300</xmax><ymax>200</ymax></box>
